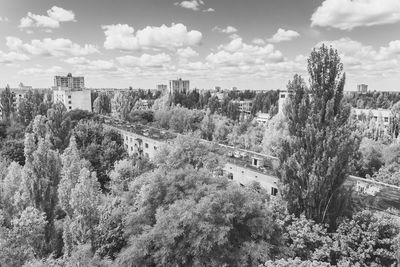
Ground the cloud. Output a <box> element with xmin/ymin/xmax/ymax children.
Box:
<box><xmin>117</xmin><ymin>53</ymin><xmax>172</xmax><ymax>68</ymax></box>
<box><xmin>206</xmin><ymin>36</ymin><xmax>284</xmax><ymax>66</ymax></box>
<box><xmin>0</xmin><ymin>51</ymin><xmax>30</xmax><ymax>64</ymax></box>
<box><xmin>64</xmin><ymin>57</ymin><xmax>116</xmax><ymax>71</ymax></box>
<box><xmin>0</xmin><ymin>17</ymin><xmax>9</xmax><ymax>22</ymax></box>
<box><xmin>6</xmin><ymin>36</ymin><xmax>99</xmax><ymax>57</ymax></box>
<box><xmin>18</xmin><ymin>66</ymin><xmax>63</xmax><ymax>76</ymax></box>
<box><xmin>252</xmin><ymin>38</ymin><xmax>266</xmax><ymax>45</ymax></box>
<box><xmin>316</xmin><ymin>38</ymin><xmax>400</xmax><ymax>77</ymax></box>
<box><xmin>177</xmin><ymin>47</ymin><xmax>199</xmax><ymax>58</ymax></box>
<box><xmin>203</xmin><ymin>8</ymin><xmax>215</xmax><ymax>12</ymax></box>
<box><xmin>213</xmin><ymin>26</ymin><xmax>238</xmax><ymax>34</ymax></box>
<box><xmin>268</xmin><ymin>28</ymin><xmax>300</xmax><ymax>43</ymax></box>
<box><xmin>174</xmin><ymin>0</ymin><xmax>204</xmax><ymax>11</ymax></box>
<box><xmin>19</xmin><ymin>6</ymin><xmax>75</xmax><ymax>29</ymax></box>
<box><xmin>102</xmin><ymin>23</ymin><xmax>202</xmax><ymax>50</ymax></box>
<box><xmin>311</xmin><ymin>0</ymin><xmax>400</xmax><ymax>30</ymax></box>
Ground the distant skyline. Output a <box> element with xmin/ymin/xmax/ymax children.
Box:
<box><xmin>0</xmin><ymin>0</ymin><xmax>400</xmax><ymax>91</ymax></box>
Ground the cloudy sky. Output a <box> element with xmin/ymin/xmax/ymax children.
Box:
<box><xmin>0</xmin><ymin>0</ymin><xmax>400</xmax><ymax>90</ymax></box>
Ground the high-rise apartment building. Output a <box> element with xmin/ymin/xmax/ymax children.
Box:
<box><xmin>53</xmin><ymin>73</ymin><xmax>91</xmax><ymax>111</ymax></box>
<box><xmin>54</xmin><ymin>73</ymin><xmax>85</xmax><ymax>90</ymax></box>
<box><xmin>169</xmin><ymin>78</ymin><xmax>190</xmax><ymax>94</ymax></box>
<box><xmin>357</xmin><ymin>84</ymin><xmax>368</xmax><ymax>94</ymax></box>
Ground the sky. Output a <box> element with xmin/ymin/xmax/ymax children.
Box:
<box><xmin>0</xmin><ymin>0</ymin><xmax>400</xmax><ymax>91</ymax></box>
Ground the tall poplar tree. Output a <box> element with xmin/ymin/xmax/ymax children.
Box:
<box><xmin>0</xmin><ymin>85</ymin><xmax>14</xmax><ymax>121</ymax></box>
<box><xmin>278</xmin><ymin>45</ymin><xmax>359</xmax><ymax>225</ymax></box>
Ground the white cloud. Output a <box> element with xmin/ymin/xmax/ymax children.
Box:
<box><xmin>0</xmin><ymin>51</ymin><xmax>30</xmax><ymax>64</ymax></box>
<box><xmin>252</xmin><ymin>38</ymin><xmax>266</xmax><ymax>45</ymax></box>
<box><xmin>19</xmin><ymin>66</ymin><xmax>63</xmax><ymax>76</ymax></box>
<box><xmin>213</xmin><ymin>26</ymin><xmax>238</xmax><ymax>34</ymax></box>
<box><xmin>206</xmin><ymin>36</ymin><xmax>284</xmax><ymax>66</ymax></box>
<box><xmin>19</xmin><ymin>6</ymin><xmax>75</xmax><ymax>29</ymax></box>
<box><xmin>316</xmin><ymin>38</ymin><xmax>400</xmax><ymax>77</ymax></box>
<box><xmin>174</xmin><ymin>0</ymin><xmax>204</xmax><ymax>11</ymax></box>
<box><xmin>177</xmin><ymin>47</ymin><xmax>199</xmax><ymax>58</ymax></box>
<box><xmin>311</xmin><ymin>0</ymin><xmax>400</xmax><ymax>30</ymax></box>
<box><xmin>6</xmin><ymin>36</ymin><xmax>99</xmax><ymax>57</ymax></box>
<box><xmin>102</xmin><ymin>23</ymin><xmax>202</xmax><ymax>50</ymax></box>
<box><xmin>65</xmin><ymin>57</ymin><xmax>116</xmax><ymax>71</ymax></box>
<box><xmin>117</xmin><ymin>53</ymin><xmax>172</xmax><ymax>68</ymax></box>
<box><xmin>268</xmin><ymin>28</ymin><xmax>300</xmax><ymax>43</ymax></box>
<box><xmin>203</xmin><ymin>8</ymin><xmax>215</xmax><ymax>12</ymax></box>
<box><xmin>0</xmin><ymin>17</ymin><xmax>9</xmax><ymax>22</ymax></box>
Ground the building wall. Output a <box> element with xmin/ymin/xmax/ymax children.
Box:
<box><xmin>121</xmin><ymin>130</ymin><xmax>164</xmax><ymax>159</ymax></box>
<box><xmin>53</xmin><ymin>89</ymin><xmax>92</xmax><ymax>111</ymax></box>
<box><xmin>278</xmin><ymin>91</ymin><xmax>290</xmax><ymax>114</ymax></box>
<box><xmin>223</xmin><ymin>162</ymin><xmax>279</xmax><ymax>195</ymax></box>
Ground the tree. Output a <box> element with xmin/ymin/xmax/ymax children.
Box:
<box><xmin>21</xmin><ymin>134</ymin><xmax>62</xmax><ymax>253</ymax></box>
<box><xmin>262</xmin><ymin>113</ymin><xmax>288</xmax><ymax>157</ymax></box>
<box><xmin>118</xmin><ymin>167</ymin><xmax>283</xmax><ymax>266</ymax></box>
<box><xmin>0</xmin><ymin>207</ymin><xmax>47</xmax><ymax>267</ymax></box>
<box><xmin>154</xmin><ymin>135</ymin><xmax>224</xmax><ymax>172</ymax></box>
<box><xmin>93</xmin><ymin>93</ymin><xmax>111</xmax><ymax>115</ymax></box>
<box><xmin>0</xmin><ymin>139</ymin><xmax>25</xmax><ymax>165</ymax></box>
<box><xmin>63</xmin><ymin>168</ymin><xmax>101</xmax><ymax>255</ymax></box>
<box><xmin>328</xmin><ymin>211</ymin><xmax>400</xmax><ymax>266</ymax></box>
<box><xmin>0</xmin><ymin>85</ymin><xmax>14</xmax><ymax>121</ymax></box>
<box><xmin>278</xmin><ymin>45</ymin><xmax>359</xmax><ymax>226</ymax></box>
<box><xmin>73</xmin><ymin>120</ymin><xmax>127</xmax><ymax>189</ymax></box>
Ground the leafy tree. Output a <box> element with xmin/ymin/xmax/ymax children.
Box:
<box><xmin>154</xmin><ymin>135</ymin><xmax>224</xmax><ymax>172</ymax></box>
<box><xmin>93</xmin><ymin>93</ymin><xmax>111</xmax><ymax>114</ymax></box>
<box><xmin>109</xmin><ymin>156</ymin><xmax>154</xmax><ymax>195</ymax></box>
<box><xmin>278</xmin><ymin>45</ymin><xmax>359</xmax><ymax>226</ymax></box>
<box><xmin>118</xmin><ymin>167</ymin><xmax>282</xmax><ymax>266</ymax></box>
<box><xmin>263</xmin><ymin>258</ymin><xmax>332</xmax><ymax>267</ymax></box>
<box><xmin>73</xmin><ymin>120</ymin><xmax>127</xmax><ymax>189</ymax></box>
<box><xmin>0</xmin><ymin>139</ymin><xmax>25</xmax><ymax>165</ymax></box>
<box><xmin>21</xmin><ymin>134</ymin><xmax>62</xmax><ymax>253</ymax></box>
<box><xmin>0</xmin><ymin>207</ymin><xmax>47</xmax><ymax>267</ymax></box>
<box><xmin>329</xmin><ymin>211</ymin><xmax>400</xmax><ymax>266</ymax></box>
<box><xmin>64</xmin><ymin>168</ymin><xmax>101</xmax><ymax>254</ymax></box>
<box><xmin>262</xmin><ymin>113</ymin><xmax>288</xmax><ymax>157</ymax></box>
<box><xmin>0</xmin><ymin>85</ymin><xmax>14</xmax><ymax>121</ymax></box>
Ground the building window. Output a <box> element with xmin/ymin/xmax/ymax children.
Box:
<box><xmin>384</xmin><ymin>117</ymin><xmax>389</xmax><ymax>122</ymax></box>
<box><xmin>154</xmin><ymin>146</ymin><xmax>157</xmax><ymax>150</ymax></box>
<box><xmin>68</xmin><ymin>95</ymin><xmax>71</xmax><ymax>99</ymax></box>
<box><xmin>126</xmin><ymin>136</ymin><xmax>128</xmax><ymax>141</ymax></box>
<box><xmin>145</xmin><ymin>153</ymin><xmax>149</xmax><ymax>158</ymax></box>
<box><xmin>241</xmin><ymin>170</ymin><xmax>244</xmax><ymax>174</ymax></box>
<box><xmin>253</xmin><ymin>158</ymin><xmax>258</xmax><ymax>166</ymax></box>
<box><xmin>280</xmin><ymin>94</ymin><xmax>285</xmax><ymax>98</ymax></box>
<box><xmin>145</xmin><ymin>143</ymin><xmax>149</xmax><ymax>148</ymax></box>
<box><xmin>68</xmin><ymin>101</ymin><xmax>71</xmax><ymax>104</ymax></box>
<box><xmin>271</xmin><ymin>187</ymin><xmax>278</xmax><ymax>196</ymax></box>
<box><xmin>69</xmin><ymin>107</ymin><xmax>72</xmax><ymax>110</ymax></box>
<box><xmin>130</xmin><ymin>146</ymin><xmax>133</xmax><ymax>151</ymax></box>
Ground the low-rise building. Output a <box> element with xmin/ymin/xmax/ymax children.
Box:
<box><xmin>105</xmin><ymin>119</ymin><xmax>280</xmax><ymax>196</ymax></box>
<box><xmin>351</xmin><ymin>108</ymin><xmax>393</xmax><ymax>128</ymax></box>
<box><xmin>256</xmin><ymin>112</ymin><xmax>270</xmax><ymax>124</ymax></box>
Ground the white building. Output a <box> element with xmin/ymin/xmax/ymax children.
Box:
<box><xmin>352</xmin><ymin>108</ymin><xmax>393</xmax><ymax>128</ymax></box>
<box><xmin>169</xmin><ymin>78</ymin><xmax>190</xmax><ymax>94</ymax></box>
<box><xmin>53</xmin><ymin>88</ymin><xmax>92</xmax><ymax>111</ymax></box>
<box><xmin>256</xmin><ymin>112</ymin><xmax>270</xmax><ymax>124</ymax></box>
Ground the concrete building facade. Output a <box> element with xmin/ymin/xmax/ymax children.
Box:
<box><xmin>53</xmin><ymin>88</ymin><xmax>92</xmax><ymax>111</ymax></box>
<box><xmin>169</xmin><ymin>78</ymin><xmax>190</xmax><ymax>94</ymax></box>
<box><xmin>54</xmin><ymin>73</ymin><xmax>85</xmax><ymax>90</ymax></box>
